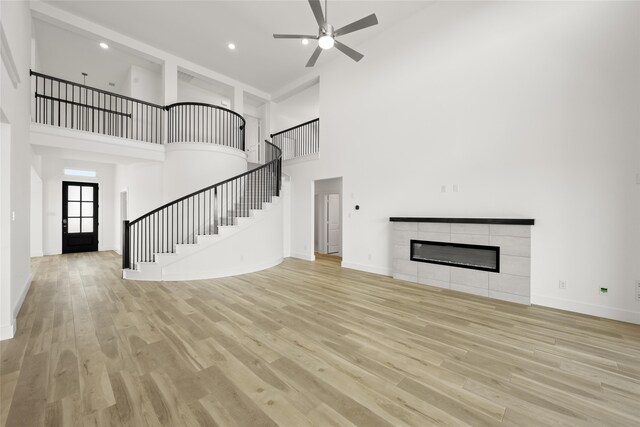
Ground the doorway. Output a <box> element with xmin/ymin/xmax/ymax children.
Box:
<box><xmin>245</xmin><ymin>115</ymin><xmax>262</xmax><ymax>164</ymax></box>
<box><xmin>314</xmin><ymin>177</ymin><xmax>342</xmax><ymax>260</ymax></box>
<box><xmin>62</xmin><ymin>181</ymin><xmax>98</xmax><ymax>253</ymax></box>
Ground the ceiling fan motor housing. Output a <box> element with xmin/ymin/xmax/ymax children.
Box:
<box><xmin>320</xmin><ymin>24</ymin><xmax>335</xmax><ymax>38</ymax></box>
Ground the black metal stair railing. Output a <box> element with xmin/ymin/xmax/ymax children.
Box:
<box><xmin>122</xmin><ymin>140</ymin><xmax>282</xmax><ymax>270</ymax></box>
<box><xmin>30</xmin><ymin>70</ymin><xmax>164</xmax><ymax>143</ymax></box>
<box><xmin>166</xmin><ymin>102</ymin><xmax>245</xmax><ymax>151</ymax></box>
<box><xmin>271</xmin><ymin>118</ymin><xmax>319</xmax><ymax>161</ymax></box>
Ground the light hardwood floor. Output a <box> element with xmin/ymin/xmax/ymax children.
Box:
<box><xmin>1</xmin><ymin>252</ymin><xmax>640</xmax><ymax>426</ymax></box>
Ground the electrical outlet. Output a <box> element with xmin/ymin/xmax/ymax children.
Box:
<box><xmin>441</xmin><ymin>185</ymin><xmax>446</xmax><ymax>193</ymax></box>
<box><xmin>636</xmin><ymin>281</ymin><xmax>640</xmax><ymax>301</ymax></box>
<box><xmin>599</xmin><ymin>287</ymin><xmax>608</xmax><ymax>296</ymax></box>
<box><xmin>453</xmin><ymin>184</ymin><xmax>459</xmax><ymax>193</ymax></box>
<box><xmin>558</xmin><ymin>280</ymin><xmax>566</xmax><ymax>290</ymax></box>
<box><xmin>368</xmin><ymin>253</ymin><xmax>372</xmax><ymax>261</ymax></box>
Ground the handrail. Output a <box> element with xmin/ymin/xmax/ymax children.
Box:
<box><xmin>30</xmin><ymin>70</ymin><xmax>163</xmax><ymax>109</ymax></box>
<box><xmin>271</xmin><ymin>118</ymin><xmax>319</xmax><ymax>161</ymax></box>
<box><xmin>123</xmin><ymin>140</ymin><xmax>282</xmax><ymax>269</ymax></box>
<box><xmin>31</xmin><ymin>69</ymin><xmax>164</xmax><ymax>143</ymax></box>
<box><xmin>165</xmin><ymin>102</ymin><xmax>246</xmax><ymax>123</ymax></box>
<box><xmin>30</xmin><ymin>71</ymin><xmax>246</xmax><ymax>148</ymax></box>
<box><xmin>165</xmin><ymin>102</ymin><xmax>245</xmax><ymax>150</ymax></box>
<box><xmin>129</xmin><ymin>144</ymin><xmax>275</xmax><ymax>226</ymax></box>
<box><xmin>270</xmin><ymin>117</ymin><xmax>319</xmax><ymax>138</ymax></box>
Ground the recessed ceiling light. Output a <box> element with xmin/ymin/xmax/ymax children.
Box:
<box><xmin>228</xmin><ymin>43</ymin><xmax>236</xmax><ymax>50</ymax></box>
<box><xmin>99</xmin><ymin>42</ymin><xmax>109</xmax><ymax>49</ymax></box>
<box><xmin>301</xmin><ymin>38</ymin><xmax>309</xmax><ymax>45</ymax></box>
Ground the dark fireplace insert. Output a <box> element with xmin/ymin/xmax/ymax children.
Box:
<box><xmin>410</xmin><ymin>240</ymin><xmax>500</xmax><ymax>272</ymax></box>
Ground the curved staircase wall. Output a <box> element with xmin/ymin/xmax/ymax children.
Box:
<box><xmin>163</xmin><ymin>142</ymin><xmax>247</xmax><ymax>201</ymax></box>
<box><xmin>162</xmin><ymin>197</ymin><xmax>283</xmax><ymax>280</ymax></box>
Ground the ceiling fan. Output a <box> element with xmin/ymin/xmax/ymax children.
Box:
<box><xmin>273</xmin><ymin>0</ymin><xmax>378</xmax><ymax>67</ymax></box>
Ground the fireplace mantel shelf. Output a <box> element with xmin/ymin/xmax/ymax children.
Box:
<box><xmin>389</xmin><ymin>217</ymin><xmax>535</xmax><ymax>225</ymax></box>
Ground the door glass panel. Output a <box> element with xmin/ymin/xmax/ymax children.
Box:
<box><xmin>82</xmin><ymin>186</ymin><xmax>93</xmax><ymax>201</ymax></box>
<box><xmin>68</xmin><ymin>218</ymin><xmax>80</xmax><ymax>233</ymax></box>
<box><xmin>68</xmin><ymin>202</ymin><xmax>80</xmax><ymax>217</ymax></box>
<box><xmin>82</xmin><ymin>202</ymin><xmax>93</xmax><ymax>217</ymax></box>
<box><xmin>81</xmin><ymin>218</ymin><xmax>93</xmax><ymax>233</ymax></box>
<box><xmin>68</xmin><ymin>186</ymin><xmax>81</xmax><ymax>201</ymax></box>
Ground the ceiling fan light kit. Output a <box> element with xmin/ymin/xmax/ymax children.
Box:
<box><xmin>274</xmin><ymin>0</ymin><xmax>378</xmax><ymax>67</ymax></box>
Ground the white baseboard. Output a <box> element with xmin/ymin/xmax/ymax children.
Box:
<box><xmin>291</xmin><ymin>252</ymin><xmax>315</xmax><ymax>261</ymax></box>
<box><xmin>532</xmin><ymin>294</ymin><xmax>640</xmax><ymax>325</ymax></box>
<box><xmin>13</xmin><ymin>273</ymin><xmax>32</xmax><ymax>319</ymax></box>
<box><xmin>341</xmin><ymin>261</ymin><xmax>392</xmax><ymax>277</ymax></box>
<box><xmin>0</xmin><ymin>322</ymin><xmax>16</xmax><ymax>341</ymax></box>
<box><xmin>30</xmin><ymin>251</ymin><xmax>43</xmax><ymax>258</ymax></box>
<box><xmin>1</xmin><ymin>273</ymin><xmax>32</xmax><ymax>341</ymax></box>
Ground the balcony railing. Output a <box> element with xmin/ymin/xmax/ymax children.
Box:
<box><xmin>30</xmin><ymin>70</ymin><xmax>164</xmax><ymax>144</ymax></box>
<box><xmin>166</xmin><ymin>102</ymin><xmax>245</xmax><ymax>151</ymax></box>
<box><xmin>271</xmin><ymin>118</ymin><xmax>319</xmax><ymax>161</ymax></box>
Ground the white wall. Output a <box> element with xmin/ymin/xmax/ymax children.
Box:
<box><xmin>41</xmin><ymin>158</ymin><xmax>116</xmax><ymax>255</ymax></box>
<box><xmin>0</xmin><ymin>1</ymin><xmax>33</xmax><ymax>340</ymax></box>
<box><xmin>284</xmin><ymin>1</ymin><xmax>640</xmax><ymax>323</ymax></box>
<box><xmin>30</xmin><ymin>166</ymin><xmax>43</xmax><ymax>257</ymax></box>
<box><xmin>177</xmin><ymin>80</ymin><xmax>231</xmax><ymax>108</ymax></box>
<box><xmin>163</xmin><ymin>144</ymin><xmax>247</xmax><ymax>201</ymax></box>
<box><xmin>273</xmin><ymin>83</ymin><xmax>319</xmax><ymax>133</ymax></box>
<box><xmin>128</xmin><ymin>65</ymin><xmax>162</xmax><ymax>105</ymax></box>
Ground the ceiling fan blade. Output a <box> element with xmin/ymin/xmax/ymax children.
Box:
<box><xmin>334</xmin><ymin>40</ymin><xmax>364</xmax><ymax>62</ymax></box>
<box><xmin>308</xmin><ymin>0</ymin><xmax>325</xmax><ymax>28</ymax></box>
<box><xmin>274</xmin><ymin>34</ymin><xmax>318</xmax><ymax>39</ymax></box>
<box><xmin>334</xmin><ymin>13</ymin><xmax>378</xmax><ymax>37</ymax></box>
<box><xmin>306</xmin><ymin>46</ymin><xmax>323</xmax><ymax>67</ymax></box>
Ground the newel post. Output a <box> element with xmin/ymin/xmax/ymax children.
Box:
<box><xmin>122</xmin><ymin>220</ymin><xmax>130</xmax><ymax>269</ymax></box>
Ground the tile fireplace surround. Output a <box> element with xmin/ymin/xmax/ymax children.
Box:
<box><xmin>390</xmin><ymin>217</ymin><xmax>535</xmax><ymax>305</ymax></box>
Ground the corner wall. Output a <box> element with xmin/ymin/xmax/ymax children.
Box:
<box><xmin>0</xmin><ymin>1</ymin><xmax>33</xmax><ymax>339</ymax></box>
<box><xmin>284</xmin><ymin>1</ymin><xmax>640</xmax><ymax>323</ymax></box>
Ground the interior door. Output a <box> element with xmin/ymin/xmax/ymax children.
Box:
<box><xmin>245</xmin><ymin>115</ymin><xmax>261</xmax><ymax>163</ymax></box>
<box><xmin>62</xmin><ymin>181</ymin><xmax>98</xmax><ymax>253</ymax></box>
<box><xmin>326</xmin><ymin>194</ymin><xmax>340</xmax><ymax>254</ymax></box>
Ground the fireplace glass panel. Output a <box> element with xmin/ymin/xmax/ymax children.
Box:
<box><xmin>410</xmin><ymin>240</ymin><xmax>499</xmax><ymax>272</ymax></box>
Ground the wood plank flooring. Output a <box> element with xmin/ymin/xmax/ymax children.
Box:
<box><xmin>2</xmin><ymin>251</ymin><xmax>640</xmax><ymax>426</ymax></box>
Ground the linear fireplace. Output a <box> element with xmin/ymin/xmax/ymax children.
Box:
<box><xmin>410</xmin><ymin>240</ymin><xmax>500</xmax><ymax>273</ymax></box>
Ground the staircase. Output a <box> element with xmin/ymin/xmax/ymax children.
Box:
<box><xmin>122</xmin><ymin>136</ymin><xmax>283</xmax><ymax>281</ymax></box>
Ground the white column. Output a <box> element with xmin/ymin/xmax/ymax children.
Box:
<box><xmin>233</xmin><ymin>86</ymin><xmax>244</xmax><ymax>117</ymax></box>
<box><xmin>162</xmin><ymin>60</ymin><xmax>178</xmax><ymax>144</ymax></box>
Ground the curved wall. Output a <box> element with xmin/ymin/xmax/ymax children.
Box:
<box><xmin>163</xmin><ymin>142</ymin><xmax>247</xmax><ymax>202</ymax></box>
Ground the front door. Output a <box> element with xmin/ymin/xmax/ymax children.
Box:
<box><xmin>62</xmin><ymin>181</ymin><xmax>98</xmax><ymax>253</ymax></box>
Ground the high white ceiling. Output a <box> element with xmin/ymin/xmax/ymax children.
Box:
<box><xmin>40</xmin><ymin>0</ymin><xmax>431</xmax><ymax>93</ymax></box>
<box><xmin>33</xmin><ymin>19</ymin><xmax>162</xmax><ymax>95</ymax></box>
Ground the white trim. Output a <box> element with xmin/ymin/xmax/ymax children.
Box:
<box><xmin>13</xmin><ymin>273</ymin><xmax>32</xmax><ymax>321</ymax></box>
<box><xmin>0</xmin><ymin>322</ymin><xmax>16</xmax><ymax>341</ymax></box>
<box><xmin>532</xmin><ymin>294</ymin><xmax>640</xmax><ymax>325</ymax></box>
<box><xmin>30</xmin><ymin>123</ymin><xmax>166</xmax><ymax>161</ymax></box>
<box><xmin>165</xmin><ymin>142</ymin><xmax>246</xmax><ymax>159</ymax></box>
<box><xmin>0</xmin><ymin>23</ymin><xmax>21</xmax><ymax>89</ymax></box>
<box><xmin>30</xmin><ymin>252</ymin><xmax>44</xmax><ymax>258</ymax></box>
<box><xmin>341</xmin><ymin>262</ymin><xmax>392</xmax><ymax>277</ymax></box>
<box><xmin>161</xmin><ymin>257</ymin><xmax>283</xmax><ymax>281</ymax></box>
<box><xmin>291</xmin><ymin>252</ymin><xmax>315</xmax><ymax>261</ymax></box>
<box><xmin>1</xmin><ymin>274</ymin><xmax>33</xmax><ymax>341</ymax></box>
